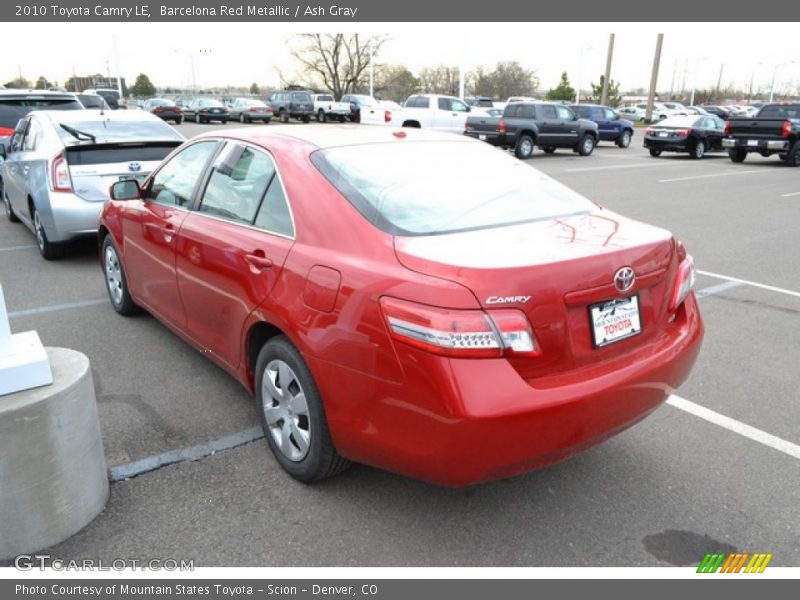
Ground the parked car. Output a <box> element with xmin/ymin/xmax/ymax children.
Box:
<box><xmin>643</xmin><ymin>115</ymin><xmax>726</xmax><ymax>159</ymax></box>
<box><xmin>661</xmin><ymin>102</ymin><xmax>689</xmax><ymax>115</ymax></box>
<box><xmin>341</xmin><ymin>94</ymin><xmax>391</xmax><ymax>125</ymax></box>
<box><xmin>267</xmin><ymin>90</ymin><xmax>314</xmax><ymax>123</ymax></box>
<box><xmin>465</xmin><ymin>96</ymin><xmax>494</xmax><ymax>107</ymax></box>
<box><xmin>76</xmin><ymin>94</ymin><xmax>111</xmax><ymax>111</ymax></box>
<box><xmin>464</xmin><ymin>101</ymin><xmax>599</xmax><ymax>158</ymax></box>
<box><xmin>389</xmin><ymin>94</ymin><xmax>472</xmax><ymax>133</ymax></box>
<box><xmin>0</xmin><ymin>89</ymin><xmax>84</xmax><ymax>140</ymax></box>
<box><xmin>311</xmin><ymin>94</ymin><xmax>350</xmax><ymax>123</ymax></box>
<box><xmin>0</xmin><ymin>109</ymin><xmax>183</xmax><ymax>259</ymax></box>
<box><xmin>701</xmin><ymin>105</ymin><xmax>733</xmax><ymax>120</ymax></box>
<box><xmin>228</xmin><ymin>98</ymin><xmax>273</xmax><ymax>123</ymax></box>
<box><xmin>569</xmin><ymin>104</ymin><xmax>635</xmax><ymax>148</ymax></box>
<box><xmin>618</xmin><ymin>105</ymin><xmax>646</xmax><ymax>121</ymax></box>
<box><xmin>99</xmin><ymin>127</ymin><xmax>703</xmax><ymax>486</ymax></box>
<box><xmin>722</xmin><ymin>103</ymin><xmax>800</xmax><ymax>165</ymax></box>
<box><xmin>184</xmin><ymin>98</ymin><xmax>229</xmax><ymax>124</ymax></box>
<box><xmin>143</xmin><ymin>98</ymin><xmax>183</xmax><ymax>124</ymax></box>
<box><xmin>685</xmin><ymin>106</ymin><xmax>711</xmax><ymax>116</ymax></box>
<box><xmin>82</xmin><ymin>88</ymin><xmax>126</xmax><ymax>110</ymax></box>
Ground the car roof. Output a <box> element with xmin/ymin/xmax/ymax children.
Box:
<box><xmin>654</xmin><ymin>116</ymin><xmax>701</xmax><ymax>127</ymax></box>
<box><xmin>0</xmin><ymin>89</ymin><xmax>78</xmax><ymax>100</ymax></box>
<box><xmin>198</xmin><ymin>124</ymin><xmax>472</xmax><ymax>151</ymax></box>
<box><xmin>34</xmin><ymin>109</ymin><xmax>169</xmax><ymax>124</ymax></box>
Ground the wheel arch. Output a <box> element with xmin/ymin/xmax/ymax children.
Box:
<box><xmin>244</xmin><ymin>320</ymin><xmax>293</xmax><ymax>391</ymax></box>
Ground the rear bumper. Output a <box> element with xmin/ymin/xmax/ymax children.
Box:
<box><xmin>464</xmin><ymin>130</ymin><xmax>505</xmax><ymax>146</ymax></box>
<box><xmin>312</xmin><ymin>294</ymin><xmax>704</xmax><ymax>486</ymax></box>
<box><xmin>42</xmin><ymin>192</ymin><xmax>104</xmax><ymax>242</ymax></box>
<box><xmin>644</xmin><ymin>137</ymin><xmax>689</xmax><ymax>152</ymax></box>
<box><xmin>722</xmin><ymin>137</ymin><xmax>789</xmax><ymax>151</ymax></box>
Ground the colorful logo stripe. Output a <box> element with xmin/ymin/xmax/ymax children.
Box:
<box><xmin>697</xmin><ymin>552</ymin><xmax>773</xmax><ymax>573</ymax></box>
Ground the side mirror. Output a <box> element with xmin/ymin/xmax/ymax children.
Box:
<box><xmin>466</xmin><ymin>105</ymin><xmax>472</xmax><ymax>113</ymax></box>
<box><xmin>110</xmin><ymin>179</ymin><xmax>142</xmax><ymax>200</ymax></box>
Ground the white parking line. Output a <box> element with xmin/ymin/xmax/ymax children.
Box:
<box><xmin>697</xmin><ymin>270</ymin><xmax>800</xmax><ymax>299</ymax></box>
<box><xmin>780</xmin><ymin>191</ymin><xmax>800</xmax><ymax>197</ymax></box>
<box><xmin>667</xmin><ymin>395</ymin><xmax>800</xmax><ymax>461</ymax></box>
<box><xmin>658</xmin><ymin>169</ymin><xmax>767</xmax><ymax>183</ymax></box>
<box><xmin>565</xmin><ymin>162</ymin><xmax>680</xmax><ymax>173</ymax></box>
<box><xmin>0</xmin><ymin>244</ymin><xmax>36</xmax><ymax>252</ymax></box>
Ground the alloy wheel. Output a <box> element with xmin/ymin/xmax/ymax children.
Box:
<box><xmin>34</xmin><ymin>211</ymin><xmax>45</xmax><ymax>251</ymax></box>
<box><xmin>261</xmin><ymin>359</ymin><xmax>311</xmax><ymax>462</ymax></box>
<box><xmin>104</xmin><ymin>245</ymin><xmax>124</xmax><ymax>306</ymax></box>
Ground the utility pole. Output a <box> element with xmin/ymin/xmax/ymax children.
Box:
<box><xmin>645</xmin><ymin>34</ymin><xmax>663</xmax><ymax>123</ymax></box>
<box><xmin>601</xmin><ymin>33</ymin><xmax>615</xmax><ymax>106</ymax></box>
<box><xmin>715</xmin><ymin>63</ymin><xmax>724</xmax><ymax>101</ymax></box>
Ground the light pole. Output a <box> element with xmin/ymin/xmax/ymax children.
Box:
<box><xmin>769</xmin><ymin>61</ymin><xmax>795</xmax><ymax>103</ymax></box>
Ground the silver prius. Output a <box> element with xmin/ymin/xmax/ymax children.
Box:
<box><xmin>0</xmin><ymin>109</ymin><xmax>184</xmax><ymax>259</ymax></box>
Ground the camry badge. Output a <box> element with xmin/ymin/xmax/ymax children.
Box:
<box><xmin>613</xmin><ymin>267</ymin><xmax>636</xmax><ymax>293</ymax></box>
<box><xmin>128</xmin><ymin>162</ymin><xmax>142</xmax><ymax>172</ymax></box>
<box><xmin>486</xmin><ymin>295</ymin><xmax>531</xmax><ymax>305</ymax></box>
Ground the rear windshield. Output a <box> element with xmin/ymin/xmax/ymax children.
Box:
<box><xmin>151</xmin><ymin>99</ymin><xmax>176</xmax><ymax>107</ymax></box>
<box><xmin>316</xmin><ymin>95</ymin><xmax>334</xmax><ymax>102</ymax></box>
<box><xmin>757</xmin><ymin>105</ymin><xmax>800</xmax><ymax>119</ymax></box>
<box><xmin>77</xmin><ymin>95</ymin><xmax>108</xmax><ymax>109</ymax></box>
<box><xmin>311</xmin><ymin>141</ymin><xmax>596</xmax><ymax>236</ymax></box>
<box><xmin>55</xmin><ymin>120</ymin><xmax>184</xmax><ymax>144</ymax></box>
<box><xmin>0</xmin><ymin>98</ymin><xmax>83</xmax><ymax>128</ymax></box>
<box><xmin>65</xmin><ymin>143</ymin><xmax>181</xmax><ymax>166</ymax></box>
<box><xmin>197</xmin><ymin>99</ymin><xmax>223</xmax><ymax>108</ymax></box>
<box><xmin>291</xmin><ymin>93</ymin><xmax>312</xmax><ymax>102</ymax></box>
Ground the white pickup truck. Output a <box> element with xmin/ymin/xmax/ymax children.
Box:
<box><xmin>388</xmin><ymin>94</ymin><xmax>473</xmax><ymax>133</ymax></box>
<box><xmin>312</xmin><ymin>94</ymin><xmax>351</xmax><ymax>123</ymax></box>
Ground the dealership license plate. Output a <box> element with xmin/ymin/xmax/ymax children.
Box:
<box><xmin>590</xmin><ymin>295</ymin><xmax>642</xmax><ymax>348</ymax></box>
<box><xmin>748</xmin><ymin>139</ymin><xmax>758</xmax><ymax>146</ymax></box>
<box><xmin>479</xmin><ymin>134</ymin><xmax>487</xmax><ymax>140</ymax></box>
<box><xmin>658</xmin><ymin>131</ymin><xmax>668</xmax><ymax>137</ymax></box>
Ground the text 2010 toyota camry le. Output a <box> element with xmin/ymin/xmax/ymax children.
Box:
<box><xmin>100</xmin><ymin>126</ymin><xmax>703</xmax><ymax>486</ymax></box>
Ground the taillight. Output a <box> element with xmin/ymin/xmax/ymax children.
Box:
<box><xmin>781</xmin><ymin>120</ymin><xmax>792</xmax><ymax>137</ymax></box>
<box><xmin>50</xmin><ymin>153</ymin><xmax>72</xmax><ymax>193</ymax></box>
<box><xmin>249</xmin><ymin>107</ymin><xmax>259</xmax><ymax>112</ymax></box>
<box><xmin>384</xmin><ymin>110</ymin><xmax>391</xmax><ymax>123</ymax></box>
<box><xmin>723</xmin><ymin>120</ymin><xmax>731</xmax><ymax>136</ymax></box>
<box><xmin>498</xmin><ymin>120</ymin><xmax>506</xmax><ymax>134</ymax></box>
<box><xmin>669</xmin><ymin>255</ymin><xmax>696</xmax><ymax>312</ymax></box>
<box><xmin>380</xmin><ymin>297</ymin><xmax>540</xmax><ymax>358</ymax></box>
<box><xmin>675</xmin><ymin>128</ymin><xmax>691</xmax><ymax>137</ymax></box>
<box><xmin>0</xmin><ymin>126</ymin><xmax>16</xmax><ymax>137</ymax></box>
<box><xmin>645</xmin><ymin>127</ymin><xmax>654</xmax><ymax>135</ymax></box>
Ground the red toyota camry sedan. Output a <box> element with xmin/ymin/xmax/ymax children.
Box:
<box><xmin>100</xmin><ymin>126</ymin><xmax>703</xmax><ymax>486</ymax></box>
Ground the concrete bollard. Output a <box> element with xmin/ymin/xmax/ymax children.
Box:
<box><xmin>0</xmin><ymin>347</ymin><xmax>108</xmax><ymax>560</ymax></box>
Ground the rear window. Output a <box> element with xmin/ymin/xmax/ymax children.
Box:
<box><xmin>55</xmin><ymin>120</ymin><xmax>183</xmax><ymax>145</ymax></box>
<box><xmin>291</xmin><ymin>92</ymin><xmax>311</xmax><ymax>102</ymax></box>
<box><xmin>66</xmin><ymin>143</ymin><xmax>181</xmax><ymax>166</ymax></box>
<box><xmin>757</xmin><ymin>105</ymin><xmax>800</xmax><ymax>119</ymax></box>
<box><xmin>0</xmin><ymin>98</ymin><xmax>83</xmax><ymax>129</ymax></box>
<box><xmin>311</xmin><ymin>141</ymin><xmax>596</xmax><ymax>236</ymax></box>
<box><xmin>317</xmin><ymin>95</ymin><xmax>334</xmax><ymax>102</ymax></box>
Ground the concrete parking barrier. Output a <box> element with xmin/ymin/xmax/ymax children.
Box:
<box><xmin>0</xmin><ymin>347</ymin><xmax>108</xmax><ymax>560</ymax></box>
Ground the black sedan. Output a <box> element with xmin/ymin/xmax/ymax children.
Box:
<box><xmin>183</xmin><ymin>98</ymin><xmax>229</xmax><ymax>124</ymax></box>
<box><xmin>143</xmin><ymin>98</ymin><xmax>183</xmax><ymax>124</ymax></box>
<box><xmin>644</xmin><ymin>115</ymin><xmax>726</xmax><ymax>159</ymax></box>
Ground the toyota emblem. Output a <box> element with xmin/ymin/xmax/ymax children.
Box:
<box><xmin>128</xmin><ymin>162</ymin><xmax>142</xmax><ymax>172</ymax></box>
<box><xmin>613</xmin><ymin>267</ymin><xmax>636</xmax><ymax>293</ymax></box>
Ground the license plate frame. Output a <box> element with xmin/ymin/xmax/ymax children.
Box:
<box><xmin>747</xmin><ymin>139</ymin><xmax>758</xmax><ymax>146</ymax></box>
<box><xmin>589</xmin><ymin>295</ymin><xmax>642</xmax><ymax>348</ymax></box>
<box><xmin>479</xmin><ymin>134</ymin><xmax>487</xmax><ymax>141</ymax></box>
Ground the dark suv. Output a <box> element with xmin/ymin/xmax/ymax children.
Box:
<box><xmin>0</xmin><ymin>89</ymin><xmax>84</xmax><ymax>140</ymax></box>
<box><xmin>268</xmin><ymin>90</ymin><xmax>314</xmax><ymax>123</ymax></box>
<box><xmin>569</xmin><ymin>104</ymin><xmax>634</xmax><ymax>148</ymax></box>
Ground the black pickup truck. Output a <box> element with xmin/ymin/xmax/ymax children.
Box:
<box><xmin>464</xmin><ymin>101</ymin><xmax>599</xmax><ymax>159</ymax></box>
<box><xmin>722</xmin><ymin>103</ymin><xmax>800</xmax><ymax>165</ymax></box>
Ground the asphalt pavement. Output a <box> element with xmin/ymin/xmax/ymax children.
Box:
<box><xmin>1</xmin><ymin>120</ymin><xmax>798</xmax><ymax>567</ymax></box>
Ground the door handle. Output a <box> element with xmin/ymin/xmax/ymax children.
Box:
<box><xmin>161</xmin><ymin>223</ymin><xmax>175</xmax><ymax>243</ymax></box>
<box><xmin>244</xmin><ymin>252</ymin><xmax>273</xmax><ymax>270</ymax></box>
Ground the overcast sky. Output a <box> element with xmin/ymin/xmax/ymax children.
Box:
<box><xmin>3</xmin><ymin>23</ymin><xmax>800</xmax><ymax>96</ymax></box>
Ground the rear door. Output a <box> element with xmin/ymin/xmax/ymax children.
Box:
<box><xmin>175</xmin><ymin>142</ymin><xmax>294</xmax><ymax>369</ymax></box>
<box><xmin>535</xmin><ymin>104</ymin><xmax>559</xmax><ymax>144</ymax></box>
<box><xmin>121</xmin><ymin>140</ymin><xmax>220</xmax><ymax>328</ymax></box>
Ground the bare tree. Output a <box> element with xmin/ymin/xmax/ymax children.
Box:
<box><xmin>417</xmin><ymin>65</ymin><xmax>460</xmax><ymax>95</ymax></box>
<box><xmin>472</xmin><ymin>61</ymin><xmax>539</xmax><ymax>100</ymax></box>
<box><xmin>290</xmin><ymin>34</ymin><xmax>387</xmax><ymax>98</ymax></box>
<box><xmin>374</xmin><ymin>64</ymin><xmax>419</xmax><ymax>102</ymax></box>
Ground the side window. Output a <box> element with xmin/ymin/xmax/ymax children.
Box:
<box><xmin>22</xmin><ymin>120</ymin><xmax>41</xmax><ymax>151</ymax></box>
<box><xmin>539</xmin><ymin>105</ymin><xmax>557</xmax><ymax>119</ymax></box>
<box><xmin>254</xmin><ymin>173</ymin><xmax>293</xmax><ymax>237</ymax></box>
<box><xmin>199</xmin><ymin>144</ymin><xmax>276</xmax><ymax>225</ymax></box>
<box><xmin>518</xmin><ymin>105</ymin><xmax>535</xmax><ymax>119</ymax></box>
<box><xmin>451</xmin><ymin>99</ymin><xmax>469</xmax><ymax>112</ymax></box>
<box><xmin>556</xmin><ymin>106</ymin><xmax>575</xmax><ymax>120</ymax></box>
<box><xmin>503</xmin><ymin>105</ymin><xmax>517</xmax><ymax>118</ymax></box>
<box><xmin>146</xmin><ymin>141</ymin><xmax>218</xmax><ymax>207</ymax></box>
<box><xmin>604</xmin><ymin>108</ymin><xmax>617</xmax><ymax>120</ymax></box>
<box><xmin>437</xmin><ymin>98</ymin><xmax>451</xmax><ymax>111</ymax></box>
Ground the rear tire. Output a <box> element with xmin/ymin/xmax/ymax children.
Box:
<box><xmin>255</xmin><ymin>336</ymin><xmax>351</xmax><ymax>483</ymax></box>
<box><xmin>239</xmin><ymin>113</ymin><xmax>246</xmax><ymax>123</ymax></box>
<box><xmin>515</xmin><ymin>134</ymin><xmax>535</xmax><ymax>159</ymax></box>
<box><xmin>577</xmin><ymin>134</ymin><xmax>595</xmax><ymax>156</ymax></box>
<box><xmin>280</xmin><ymin>109</ymin><xmax>289</xmax><ymax>123</ymax></box>
<box><xmin>317</xmin><ymin>109</ymin><xmax>326</xmax><ymax>123</ymax></box>
<box><xmin>175</xmin><ymin>117</ymin><xmax>183</xmax><ymax>125</ymax></box>
<box><xmin>195</xmin><ymin>114</ymin><xmax>201</xmax><ymax>124</ymax></box>
<box><xmin>691</xmin><ymin>139</ymin><xmax>706</xmax><ymax>159</ymax></box>
<box><xmin>302</xmin><ymin>115</ymin><xmax>310</xmax><ymax>123</ymax></box>
<box><xmin>785</xmin><ymin>141</ymin><xmax>800</xmax><ymax>167</ymax></box>
<box><xmin>32</xmin><ymin>205</ymin><xmax>64</xmax><ymax>260</ymax></box>
<box><xmin>729</xmin><ymin>148</ymin><xmax>747</xmax><ymax>163</ymax></box>
<box><xmin>102</xmin><ymin>235</ymin><xmax>139</xmax><ymax>316</ymax></box>
<box><xmin>649</xmin><ymin>148</ymin><xmax>662</xmax><ymax>157</ymax></box>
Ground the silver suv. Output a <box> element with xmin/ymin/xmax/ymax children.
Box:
<box><xmin>1</xmin><ymin>109</ymin><xmax>183</xmax><ymax>259</ymax></box>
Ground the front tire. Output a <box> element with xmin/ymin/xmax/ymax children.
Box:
<box><xmin>649</xmin><ymin>148</ymin><xmax>663</xmax><ymax>157</ymax></box>
<box><xmin>515</xmin><ymin>134</ymin><xmax>535</xmax><ymax>159</ymax></box>
<box><xmin>577</xmin><ymin>134</ymin><xmax>595</xmax><ymax>156</ymax></box>
<box><xmin>729</xmin><ymin>148</ymin><xmax>747</xmax><ymax>163</ymax></box>
<box><xmin>302</xmin><ymin>115</ymin><xmax>311</xmax><ymax>123</ymax></box>
<box><xmin>102</xmin><ymin>235</ymin><xmax>139</xmax><ymax>316</ymax></box>
<box><xmin>2</xmin><ymin>181</ymin><xmax>20</xmax><ymax>223</ymax></box>
<box><xmin>239</xmin><ymin>113</ymin><xmax>246</xmax><ymax>123</ymax></box>
<box><xmin>691</xmin><ymin>139</ymin><xmax>706</xmax><ymax>159</ymax></box>
<box><xmin>175</xmin><ymin>117</ymin><xmax>183</xmax><ymax>125</ymax></box>
<box><xmin>195</xmin><ymin>114</ymin><xmax>201</xmax><ymax>124</ymax></box>
<box><xmin>255</xmin><ymin>336</ymin><xmax>351</xmax><ymax>483</ymax></box>
<box><xmin>32</xmin><ymin>205</ymin><xmax>64</xmax><ymax>260</ymax></box>
<box><xmin>280</xmin><ymin>109</ymin><xmax>289</xmax><ymax>123</ymax></box>
<box><xmin>617</xmin><ymin>130</ymin><xmax>632</xmax><ymax>148</ymax></box>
